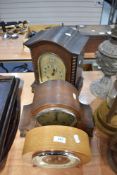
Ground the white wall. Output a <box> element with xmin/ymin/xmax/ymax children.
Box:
<box><xmin>0</xmin><ymin>0</ymin><xmax>104</xmax><ymax>25</ymax></box>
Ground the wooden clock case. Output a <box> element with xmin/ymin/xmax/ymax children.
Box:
<box><xmin>24</xmin><ymin>26</ymin><xmax>89</xmax><ymax>90</ymax></box>
<box><xmin>79</xmin><ymin>25</ymin><xmax>111</xmax><ymax>54</ymax></box>
<box><xmin>19</xmin><ymin>79</ymin><xmax>94</xmax><ymax>137</ymax></box>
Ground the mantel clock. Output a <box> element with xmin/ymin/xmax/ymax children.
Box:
<box><xmin>24</xmin><ymin>26</ymin><xmax>88</xmax><ymax>90</ymax></box>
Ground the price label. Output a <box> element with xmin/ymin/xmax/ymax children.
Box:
<box><xmin>53</xmin><ymin>136</ymin><xmax>66</xmax><ymax>143</ymax></box>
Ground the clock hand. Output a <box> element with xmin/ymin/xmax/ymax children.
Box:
<box><xmin>51</xmin><ymin>68</ymin><xmax>56</xmax><ymax>76</ymax></box>
<box><xmin>54</xmin><ymin>112</ymin><xmax>58</xmax><ymax>121</ymax></box>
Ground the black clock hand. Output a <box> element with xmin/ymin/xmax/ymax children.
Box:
<box><xmin>52</xmin><ymin>68</ymin><xmax>56</xmax><ymax>76</ymax></box>
<box><xmin>54</xmin><ymin>112</ymin><xmax>58</xmax><ymax>121</ymax></box>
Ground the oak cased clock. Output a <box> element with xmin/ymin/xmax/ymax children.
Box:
<box><xmin>24</xmin><ymin>26</ymin><xmax>88</xmax><ymax>90</ymax></box>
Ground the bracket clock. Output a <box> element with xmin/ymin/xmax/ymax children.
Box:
<box><xmin>24</xmin><ymin>26</ymin><xmax>88</xmax><ymax>90</ymax></box>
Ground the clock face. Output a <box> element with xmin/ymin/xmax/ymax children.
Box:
<box><xmin>32</xmin><ymin>152</ymin><xmax>80</xmax><ymax>168</ymax></box>
<box><xmin>38</xmin><ymin>52</ymin><xmax>66</xmax><ymax>83</ymax></box>
<box><xmin>35</xmin><ymin>108</ymin><xmax>77</xmax><ymax>126</ymax></box>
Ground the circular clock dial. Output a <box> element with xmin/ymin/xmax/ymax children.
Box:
<box><xmin>38</xmin><ymin>52</ymin><xmax>66</xmax><ymax>83</ymax></box>
<box><xmin>32</xmin><ymin>151</ymin><xmax>80</xmax><ymax>168</ymax></box>
<box><xmin>35</xmin><ymin>108</ymin><xmax>77</xmax><ymax>126</ymax></box>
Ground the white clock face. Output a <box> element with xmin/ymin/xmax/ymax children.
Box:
<box><xmin>38</xmin><ymin>52</ymin><xmax>66</xmax><ymax>83</ymax></box>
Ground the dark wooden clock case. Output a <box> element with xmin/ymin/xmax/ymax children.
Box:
<box><xmin>0</xmin><ymin>76</ymin><xmax>20</xmax><ymax>170</ymax></box>
<box><xmin>24</xmin><ymin>26</ymin><xmax>89</xmax><ymax>90</ymax></box>
<box><xmin>79</xmin><ymin>25</ymin><xmax>111</xmax><ymax>53</ymax></box>
<box><xmin>19</xmin><ymin>80</ymin><xmax>94</xmax><ymax>137</ymax></box>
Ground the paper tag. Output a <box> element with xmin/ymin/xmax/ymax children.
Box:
<box><xmin>74</xmin><ymin>134</ymin><xmax>80</xmax><ymax>143</ymax></box>
<box><xmin>53</xmin><ymin>136</ymin><xmax>66</xmax><ymax>143</ymax></box>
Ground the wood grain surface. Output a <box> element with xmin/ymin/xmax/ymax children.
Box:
<box><xmin>0</xmin><ymin>35</ymin><xmax>31</xmax><ymax>61</ymax></box>
<box><xmin>0</xmin><ymin>71</ymin><xmax>116</xmax><ymax>175</ymax></box>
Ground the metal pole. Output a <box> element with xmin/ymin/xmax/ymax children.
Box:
<box><xmin>108</xmin><ymin>0</ymin><xmax>117</xmax><ymax>24</ymax></box>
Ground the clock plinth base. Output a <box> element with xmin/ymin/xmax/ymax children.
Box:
<box><xmin>78</xmin><ymin>103</ymin><xmax>94</xmax><ymax>137</ymax></box>
<box><xmin>31</xmin><ymin>81</ymin><xmax>39</xmax><ymax>92</ymax></box>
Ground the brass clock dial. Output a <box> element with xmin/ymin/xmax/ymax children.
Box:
<box><xmin>35</xmin><ymin>108</ymin><xmax>77</xmax><ymax>126</ymax></box>
<box><xmin>38</xmin><ymin>52</ymin><xmax>66</xmax><ymax>83</ymax></box>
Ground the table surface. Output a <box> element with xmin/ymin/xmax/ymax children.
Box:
<box><xmin>0</xmin><ymin>71</ymin><xmax>116</xmax><ymax>175</ymax></box>
<box><xmin>0</xmin><ymin>35</ymin><xmax>95</xmax><ymax>61</ymax></box>
<box><xmin>0</xmin><ymin>35</ymin><xmax>31</xmax><ymax>61</ymax></box>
